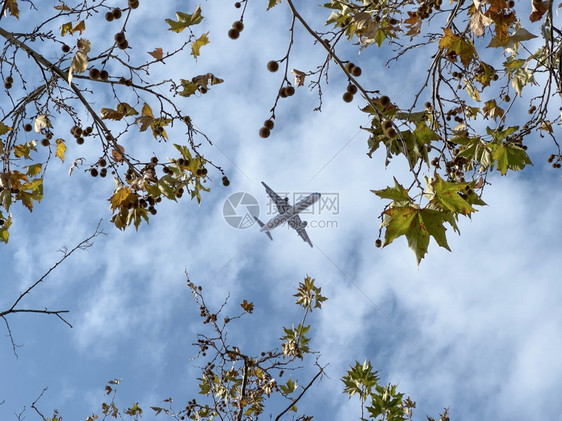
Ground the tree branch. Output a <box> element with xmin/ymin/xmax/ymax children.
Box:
<box><xmin>274</xmin><ymin>363</ymin><xmax>326</xmax><ymax>421</ymax></box>
<box><xmin>1</xmin><ymin>221</ymin><xmax>105</xmax><ymax>356</ymax></box>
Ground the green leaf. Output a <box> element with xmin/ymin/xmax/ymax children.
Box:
<box><xmin>25</xmin><ymin>163</ymin><xmax>42</xmax><ymax>177</ymax></box>
<box><xmin>178</xmin><ymin>79</ymin><xmax>198</xmax><ymax>97</ymax></box>
<box><xmin>382</xmin><ymin>205</ymin><xmax>454</xmax><ymax>264</ymax></box>
<box><xmin>371</xmin><ymin>178</ymin><xmax>411</xmax><ymax>203</ymax></box>
<box><xmin>166</xmin><ymin>6</ymin><xmax>204</xmax><ymax>33</ymax></box>
<box><xmin>492</xmin><ymin>143</ymin><xmax>533</xmax><ymax>175</ymax></box>
<box><xmin>427</xmin><ymin>175</ymin><xmax>475</xmax><ymax>215</ymax></box>
<box><xmin>191</xmin><ymin>32</ymin><xmax>209</xmax><ymax>58</ymax></box>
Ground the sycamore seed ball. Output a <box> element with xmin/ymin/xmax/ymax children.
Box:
<box><xmin>112</xmin><ymin>8</ymin><xmax>122</xmax><ymax>19</ymax></box>
<box><xmin>62</xmin><ymin>44</ymin><xmax>70</xmax><ymax>53</ymax></box>
<box><xmin>115</xmin><ymin>32</ymin><xmax>126</xmax><ymax>43</ymax></box>
<box><xmin>89</xmin><ymin>68</ymin><xmax>100</xmax><ymax>79</ymax></box>
<box><xmin>235</xmin><ymin>2</ymin><xmax>241</xmax><ymax>8</ymax></box>
<box><xmin>105</xmin><ymin>11</ymin><xmax>114</xmax><ymax>21</ymax></box>
<box><xmin>342</xmin><ymin>92</ymin><xmax>354</xmax><ymax>103</ymax></box>
<box><xmin>100</xmin><ymin>70</ymin><xmax>109</xmax><ymax>81</ymax></box>
<box><xmin>347</xmin><ymin>83</ymin><xmax>358</xmax><ymax>94</ymax></box>
<box><xmin>259</xmin><ymin>127</ymin><xmax>271</xmax><ymax>138</ymax></box>
<box><xmin>232</xmin><ymin>20</ymin><xmax>244</xmax><ymax>31</ymax></box>
<box><xmin>24</xmin><ymin>123</ymin><xmax>32</xmax><ymax>132</ymax></box>
<box><xmin>267</xmin><ymin>60</ymin><xmax>279</xmax><ymax>72</ymax></box>
<box><xmin>380</xmin><ymin>95</ymin><xmax>391</xmax><ymax>106</ymax></box>
<box><xmin>41</xmin><ymin>138</ymin><xmax>50</xmax><ymax>147</ymax></box>
<box><xmin>263</xmin><ymin>119</ymin><xmax>274</xmax><ymax>130</ymax></box>
<box><xmin>286</xmin><ymin>86</ymin><xmax>295</xmax><ymax>96</ymax></box>
<box><xmin>228</xmin><ymin>28</ymin><xmax>240</xmax><ymax>39</ymax></box>
<box><xmin>351</xmin><ymin>66</ymin><xmax>362</xmax><ymax>77</ymax></box>
<box><xmin>91</xmin><ymin>168</ymin><xmax>98</xmax><ymax>177</ymax></box>
<box><xmin>375</xmin><ymin>239</ymin><xmax>382</xmax><ymax>248</ymax></box>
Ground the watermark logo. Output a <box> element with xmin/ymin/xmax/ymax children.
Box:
<box><xmin>265</xmin><ymin>192</ymin><xmax>340</xmax><ymax>216</ymax></box>
<box><xmin>223</xmin><ymin>192</ymin><xmax>259</xmax><ymax>229</ymax></box>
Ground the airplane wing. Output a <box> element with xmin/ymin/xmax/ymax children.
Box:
<box><xmin>262</xmin><ymin>181</ymin><xmax>291</xmax><ymax>214</ymax></box>
<box><xmin>290</xmin><ymin>215</ymin><xmax>313</xmax><ymax>247</ymax></box>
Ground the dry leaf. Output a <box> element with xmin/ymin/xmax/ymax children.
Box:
<box><xmin>291</xmin><ymin>69</ymin><xmax>306</xmax><ymax>87</ymax></box>
<box><xmin>149</xmin><ymin>48</ymin><xmax>164</xmax><ymax>61</ymax></box>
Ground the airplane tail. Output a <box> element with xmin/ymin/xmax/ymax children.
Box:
<box><xmin>254</xmin><ymin>217</ymin><xmax>273</xmax><ymax>241</ymax></box>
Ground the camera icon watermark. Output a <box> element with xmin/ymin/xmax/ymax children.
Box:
<box><xmin>222</xmin><ymin>192</ymin><xmax>260</xmax><ymax>229</ymax></box>
<box><xmin>223</xmin><ymin>190</ymin><xmax>340</xmax><ymax>231</ymax></box>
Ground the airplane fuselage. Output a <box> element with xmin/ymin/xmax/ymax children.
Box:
<box><xmin>261</xmin><ymin>192</ymin><xmax>321</xmax><ymax>232</ymax></box>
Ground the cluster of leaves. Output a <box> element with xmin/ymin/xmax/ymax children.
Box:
<box><xmin>0</xmin><ymin>1</ymin><xmax>226</xmax><ymax>242</ymax></box>
<box><xmin>259</xmin><ymin>0</ymin><xmax>561</xmax><ymax>263</ymax></box>
<box><xmin>30</xmin><ymin>275</ymin><xmax>448</xmax><ymax>421</ymax></box>
<box><xmin>342</xmin><ymin>360</ymin><xmax>449</xmax><ymax>421</ymax></box>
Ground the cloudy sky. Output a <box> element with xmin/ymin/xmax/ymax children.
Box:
<box><xmin>1</xmin><ymin>1</ymin><xmax>561</xmax><ymax>420</ymax></box>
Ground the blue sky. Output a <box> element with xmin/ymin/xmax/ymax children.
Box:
<box><xmin>1</xmin><ymin>1</ymin><xmax>562</xmax><ymax>420</ymax></box>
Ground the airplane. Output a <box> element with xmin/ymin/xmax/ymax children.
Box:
<box><xmin>254</xmin><ymin>181</ymin><xmax>321</xmax><ymax>247</ymax></box>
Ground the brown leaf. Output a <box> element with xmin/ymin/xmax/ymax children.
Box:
<box><xmin>112</xmin><ymin>145</ymin><xmax>125</xmax><ymax>162</ymax></box>
<box><xmin>530</xmin><ymin>0</ymin><xmax>548</xmax><ymax>22</ymax></box>
<box><xmin>148</xmin><ymin>48</ymin><xmax>163</xmax><ymax>61</ymax></box>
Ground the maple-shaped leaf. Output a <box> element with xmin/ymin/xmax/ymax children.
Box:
<box><xmin>439</xmin><ymin>28</ymin><xmax>476</xmax><ymax>68</ymax></box>
<box><xmin>382</xmin><ymin>206</ymin><xmax>451</xmax><ymax>265</ymax></box>
<box><xmin>191</xmin><ymin>32</ymin><xmax>209</xmax><ymax>58</ymax></box>
<box><xmin>372</xmin><ymin>178</ymin><xmax>411</xmax><ymax>203</ymax></box>
<box><xmin>482</xmin><ymin>99</ymin><xmax>505</xmax><ymax>121</ymax></box>
<box><xmin>426</xmin><ymin>175</ymin><xmax>476</xmax><ymax>215</ymax></box>
<box><xmin>492</xmin><ymin>143</ymin><xmax>532</xmax><ymax>175</ymax></box>
<box><xmin>109</xmin><ymin>186</ymin><xmax>134</xmax><ymax>211</ymax></box>
<box><xmin>165</xmin><ymin>6</ymin><xmax>203</xmax><ymax>33</ymax></box>
<box><xmin>240</xmin><ymin>299</ymin><xmax>254</xmax><ymax>313</ymax></box>
<box><xmin>148</xmin><ymin>48</ymin><xmax>163</xmax><ymax>61</ymax></box>
<box><xmin>404</xmin><ymin>11</ymin><xmax>421</xmax><ymax>37</ymax></box>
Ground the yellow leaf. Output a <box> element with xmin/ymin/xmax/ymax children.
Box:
<box><xmin>0</xmin><ymin>122</ymin><xmax>12</xmax><ymax>135</ymax></box>
<box><xmin>141</xmin><ymin>102</ymin><xmax>154</xmax><ymax>117</ymax></box>
<box><xmin>191</xmin><ymin>32</ymin><xmax>209</xmax><ymax>58</ymax></box>
<box><xmin>55</xmin><ymin>3</ymin><xmax>71</xmax><ymax>11</ymax></box>
<box><xmin>109</xmin><ymin>186</ymin><xmax>133</xmax><ymax>211</ymax></box>
<box><xmin>25</xmin><ymin>163</ymin><xmax>42</xmax><ymax>177</ymax></box>
<box><xmin>56</xmin><ymin>138</ymin><xmax>66</xmax><ymax>162</ymax></box>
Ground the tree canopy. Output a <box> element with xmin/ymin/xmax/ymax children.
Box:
<box><xmin>0</xmin><ymin>0</ymin><xmax>560</xmax><ymax>262</ymax></box>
